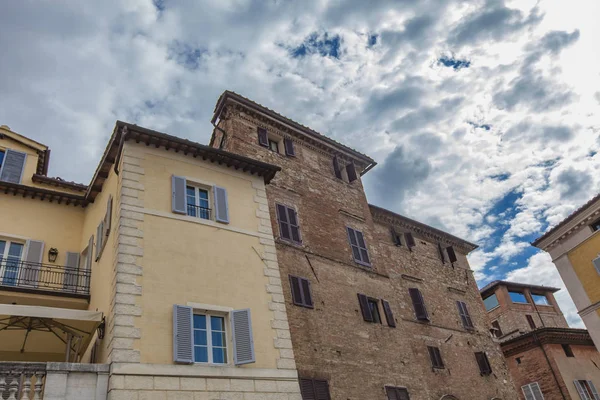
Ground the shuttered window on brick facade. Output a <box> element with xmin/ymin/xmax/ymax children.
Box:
<box><xmin>382</xmin><ymin>299</ymin><xmax>396</xmax><ymax>328</ymax></box>
<box><xmin>475</xmin><ymin>351</ymin><xmax>492</xmax><ymax>375</ymax></box>
<box><xmin>289</xmin><ymin>275</ymin><xmax>313</xmax><ymax>308</ymax></box>
<box><xmin>427</xmin><ymin>346</ymin><xmax>444</xmax><ymax>369</ymax></box>
<box><xmin>491</xmin><ymin>320</ymin><xmax>503</xmax><ymax>337</ymax></box>
<box><xmin>284</xmin><ymin>137</ymin><xmax>295</xmax><ymax>156</ymax></box>
<box><xmin>333</xmin><ymin>156</ymin><xmax>342</xmax><ymax>179</ymax></box>
<box><xmin>300</xmin><ymin>378</ymin><xmax>331</xmax><ymax>400</ymax></box>
<box><xmin>391</xmin><ymin>227</ymin><xmax>402</xmax><ymax>246</ymax></box>
<box><xmin>277</xmin><ymin>203</ymin><xmax>302</xmax><ymax>244</ymax></box>
<box><xmin>446</xmin><ymin>246</ymin><xmax>458</xmax><ymax>263</ymax></box>
<box><xmin>346</xmin><ymin>163</ymin><xmax>357</xmax><ymax>182</ymax></box>
<box><xmin>347</xmin><ymin>227</ymin><xmax>370</xmax><ymax>266</ymax></box>
<box><xmin>437</xmin><ymin>243</ymin><xmax>446</xmax><ymax>264</ymax></box>
<box><xmin>456</xmin><ymin>301</ymin><xmax>474</xmax><ymax>329</ymax></box>
<box><xmin>408</xmin><ymin>288</ymin><xmax>429</xmax><ymax>321</ymax></box>
<box><xmin>522</xmin><ymin>382</ymin><xmax>544</xmax><ymax>400</ymax></box>
<box><xmin>258</xmin><ymin>127</ymin><xmax>268</xmax><ymax>147</ymax></box>
<box><xmin>405</xmin><ymin>232</ymin><xmax>416</xmax><ymax>249</ymax></box>
<box><xmin>385</xmin><ymin>386</ymin><xmax>410</xmax><ymax>400</ymax></box>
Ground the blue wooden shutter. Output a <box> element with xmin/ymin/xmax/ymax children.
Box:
<box><xmin>284</xmin><ymin>138</ymin><xmax>295</xmax><ymax>156</ymax></box>
<box><xmin>258</xmin><ymin>128</ymin><xmax>269</xmax><ymax>147</ymax></box>
<box><xmin>171</xmin><ymin>175</ymin><xmax>187</xmax><ymax>214</ymax></box>
<box><xmin>232</xmin><ymin>309</ymin><xmax>255</xmax><ymax>365</ymax></box>
<box><xmin>213</xmin><ymin>186</ymin><xmax>229</xmax><ymax>223</ymax></box>
<box><xmin>0</xmin><ymin>149</ymin><xmax>26</xmax><ymax>183</ymax></box>
<box><xmin>23</xmin><ymin>240</ymin><xmax>44</xmax><ymax>286</ymax></box>
<box><xmin>173</xmin><ymin>305</ymin><xmax>194</xmax><ymax>364</ymax></box>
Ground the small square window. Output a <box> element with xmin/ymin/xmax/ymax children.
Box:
<box><xmin>516</xmin><ymin>357</ymin><xmax>522</xmax><ymax>364</ymax></box>
<box><xmin>531</xmin><ymin>294</ymin><xmax>549</xmax><ymax>305</ymax></box>
<box><xmin>186</xmin><ymin>185</ymin><xmax>210</xmax><ymax>220</ymax></box>
<box><xmin>508</xmin><ymin>291</ymin><xmax>528</xmax><ymax>303</ymax></box>
<box><xmin>562</xmin><ymin>344</ymin><xmax>574</xmax><ymax>358</ymax></box>
<box><xmin>484</xmin><ymin>294</ymin><xmax>499</xmax><ymax>311</ymax></box>
<box><xmin>193</xmin><ymin>313</ymin><xmax>227</xmax><ymax>364</ymax></box>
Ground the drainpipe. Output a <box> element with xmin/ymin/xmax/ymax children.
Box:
<box><xmin>534</xmin><ymin>332</ymin><xmax>566</xmax><ymax>400</ymax></box>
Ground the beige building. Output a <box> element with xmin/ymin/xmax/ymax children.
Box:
<box><xmin>533</xmin><ymin>194</ymin><xmax>600</xmax><ymax>351</ymax></box>
<box><xmin>0</xmin><ymin>123</ymin><xmax>301</xmax><ymax>399</ymax></box>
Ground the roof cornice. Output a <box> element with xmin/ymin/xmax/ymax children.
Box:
<box><xmin>532</xmin><ymin>193</ymin><xmax>600</xmax><ymax>250</ymax></box>
<box><xmin>369</xmin><ymin>204</ymin><xmax>478</xmax><ymax>254</ymax></box>
<box><xmin>0</xmin><ymin>180</ymin><xmax>86</xmax><ymax>207</ymax></box>
<box><xmin>479</xmin><ymin>280</ymin><xmax>560</xmax><ymax>298</ymax></box>
<box><xmin>500</xmin><ymin>328</ymin><xmax>594</xmax><ymax>357</ymax></box>
<box><xmin>211</xmin><ymin>90</ymin><xmax>377</xmax><ymax>175</ymax></box>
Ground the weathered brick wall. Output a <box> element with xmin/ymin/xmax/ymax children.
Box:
<box><xmin>213</xmin><ymin>107</ymin><xmax>518</xmax><ymax>399</ymax></box>
<box><xmin>505</xmin><ymin>345</ymin><xmax>565</xmax><ymax>400</ymax></box>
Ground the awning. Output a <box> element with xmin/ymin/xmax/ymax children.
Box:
<box><xmin>0</xmin><ymin>304</ymin><xmax>103</xmax><ymax>362</ymax></box>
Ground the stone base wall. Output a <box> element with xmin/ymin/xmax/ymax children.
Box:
<box><xmin>107</xmin><ymin>364</ymin><xmax>300</xmax><ymax>400</ymax></box>
<box><xmin>44</xmin><ymin>363</ymin><xmax>109</xmax><ymax>400</ymax></box>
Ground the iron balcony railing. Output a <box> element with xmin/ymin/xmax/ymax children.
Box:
<box><xmin>0</xmin><ymin>259</ymin><xmax>90</xmax><ymax>296</ymax></box>
<box><xmin>187</xmin><ymin>204</ymin><xmax>211</xmax><ymax>220</ymax></box>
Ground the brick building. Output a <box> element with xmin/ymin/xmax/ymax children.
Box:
<box><xmin>480</xmin><ymin>281</ymin><xmax>600</xmax><ymax>400</ymax></box>
<box><xmin>209</xmin><ymin>91</ymin><xmax>518</xmax><ymax>400</ymax></box>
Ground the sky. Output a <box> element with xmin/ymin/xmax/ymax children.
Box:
<box><xmin>1</xmin><ymin>0</ymin><xmax>599</xmax><ymax>327</ymax></box>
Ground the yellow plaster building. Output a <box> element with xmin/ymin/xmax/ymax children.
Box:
<box><xmin>533</xmin><ymin>193</ymin><xmax>600</xmax><ymax>351</ymax></box>
<box><xmin>0</xmin><ymin>122</ymin><xmax>300</xmax><ymax>399</ymax></box>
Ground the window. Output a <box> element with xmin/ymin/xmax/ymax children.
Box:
<box><xmin>268</xmin><ymin>139</ymin><xmax>279</xmax><ymax>153</ymax></box>
<box><xmin>526</xmin><ymin>315</ymin><xmax>536</xmax><ymax>329</ymax></box>
<box><xmin>357</xmin><ymin>294</ymin><xmax>395</xmax><ymax>327</ymax></box>
<box><xmin>427</xmin><ymin>346</ymin><xmax>444</xmax><ymax>369</ymax></box>
<box><xmin>574</xmin><ymin>380</ymin><xmax>600</xmax><ymax>400</ymax></box>
<box><xmin>532</xmin><ymin>294</ymin><xmax>549</xmax><ymax>306</ymax></box>
<box><xmin>346</xmin><ymin>227</ymin><xmax>370</xmax><ymax>266</ymax></box>
<box><xmin>385</xmin><ymin>386</ymin><xmax>410</xmax><ymax>400</ymax></box>
<box><xmin>289</xmin><ymin>275</ymin><xmax>313</xmax><ymax>308</ymax></box>
<box><xmin>446</xmin><ymin>246</ymin><xmax>458</xmax><ymax>263</ymax></box>
<box><xmin>491</xmin><ymin>320</ymin><xmax>503</xmax><ymax>337</ymax></box>
<box><xmin>516</xmin><ymin>357</ymin><xmax>522</xmax><ymax>365</ymax></box>
<box><xmin>391</xmin><ymin>227</ymin><xmax>403</xmax><ymax>246</ymax></box>
<box><xmin>193</xmin><ymin>314</ymin><xmax>227</xmax><ymax>364</ymax></box>
<box><xmin>300</xmin><ymin>378</ymin><xmax>331</xmax><ymax>400</ymax></box>
<box><xmin>0</xmin><ymin>240</ymin><xmax>24</xmax><ymax>286</ymax></box>
<box><xmin>186</xmin><ymin>186</ymin><xmax>210</xmax><ymax>220</ymax></box>
<box><xmin>437</xmin><ymin>243</ymin><xmax>446</xmax><ymax>263</ymax></box>
<box><xmin>457</xmin><ymin>301</ymin><xmax>474</xmax><ymax>329</ymax></box>
<box><xmin>522</xmin><ymin>382</ymin><xmax>544</xmax><ymax>400</ymax></box>
<box><xmin>591</xmin><ymin>219</ymin><xmax>600</xmax><ymax>232</ymax></box>
<box><xmin>277</xmin><ymin>204</ymin><xmax>301</xmax><ymax>244</ymax></box>
<box><xmin>0</xmin><ymin>149</ymin><xmax>26</xmax><ymax>183</ymax></box>
<box><xmin>405</xmin><ymin>232</ymin><xmax>416</xmax><ymax>249</ymax></box>
<box><xmin>475</xmin><ymin>352</ymin><xmax>492</xmax><ymax>376</ymax></box>
<box><xmin>562</xmin><ymin>344</ymin><xmax>574</xmax><ymax>358</ymax></box>
<box><xmin>0</xmin><ymin>150</ymin><xmax>4</xmax><ymax>169</ymax></box>
<box><xmin>409</xmin><ymin>288</ymin><xmax>429</xmax><ymax>321</ymax></box>
<box><xmin>283</xmin><ymin>138</ymin><xmax>295</xmax><ymax>156</ymax></box>
<box><xmin>593</xmin><ymin>257</ymin><xmax>600</xmax><ymax>276</ymax></box>
<box><xmin>484</xmin><ymin>294</ymin><xmax>499</xmax><ymax>311</ymax></box>
<box><xmin>509</xmin><ymin>291</ymin><xmax>529</xmax><ymax>303</ymax></box>
<box><xmin>258</xmin><ymin>127</ymin><xmax>269</xmax><ymax>147</ymax></box>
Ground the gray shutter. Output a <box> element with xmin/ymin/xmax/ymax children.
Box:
<box><xmin>333</xmin><ymin>156</ymin><xmax>342</xmax><ymax>179</ymax></box>
<box><xmin>213</xmin><ymin>186</ymin><xmax>229</xmax><ymax>224</ymax></box>
<box><xmin>447</xmin><ymin>246</ymin><xmax>458</xmax><ymax>263</ymax></box>
<box><xmin>95</xmin><ymin>222</ymin><xmax>103</xmax><ymax>261</ymax></box>
<box><xmin>382</xmin><ymin>299</ymin><xmax>396</xmax><ymax>327</ymax></box>
<box><xmin>588</xmin><ymin>381</ymin><xmax>599</xmax><ymax>400</ymax></box>
<box><xmin>438</xmin><ymin>243</ymin><xmax>446</xmax><ymax>263</ymax></box>
<box><xmin>346</xmin><ymin>163</ymin><xmax>357</xmax><ymax>182</ymax></box>
<box><xmin>575</xmin><ymin>381</ymin><xmax>591</xmax><ymax>400</ymax></box>
<box><xmin>22</xmin><ymin>240</ymin><xmax>44</xmax><ymax>286</ymax></box>
<box><xmin>0</xmin><ymin>149</ymin><xmax>26</xmax><ymax>183</ymax></box>
<box><xmin>83</xmin><ymin>235</ymin><xmax>93</xmax><ymax>293</ymax></box>
<box><xmin>532</xmin><ymin>383</ymin><xmax>544</xmax><ymax>400</ymax></box>
<box><xmin>173</xmin><ymin>305</ymin><xmax>194</xmax><ymax>364</ymax></box>
<box><xmin>232</xmin><ymin>309</ymin><xmax>255</xmax><ymax>365</ymax></box>
<box><xmin>104</xmin><ymin>195</ymin><xmax>112</xmax><ymax>236</ymax></box>
<box><xmin>171</xmin><ymin>175</ymin><xmax>187</xmax><ymax>214</ymax></box>
<box><xmin>357</xmin><ymin>293</ymin><xmax>373</xmax><ymax>322</ymax></box>
<box><xmin>63</xmin><ymin>252</ymin><xmax>80</xmax><ymax>292</ymax></box>
<box><xmin>522</xmin><ymin>384</ymin><xmax>534</xmax><ymax>400</ymax></box>
<box><xmin>258</xmin><ymin>128</ymin><xmax>269</xmax><ymax>147</ymax></box>
<box><xmin>284</xmin><ymin>138</ymin><xmax>295</xmax><ymax>156</ymax></box>
<box><xmin>593</xmin><ymin>257</ymin><xmax>600</xmax><ymax>275</ymax></box>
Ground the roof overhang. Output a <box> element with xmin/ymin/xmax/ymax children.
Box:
<box><xmin>500</xmin><ymin>327</ymin><xmax>594</xmax><ymax>357</ymax></box>
<box><xmin>211</xmin><ymin>90</ymin><xmax>377</xmax><ymax>175</ymax></box>
<box><xmin>479</xmin><ymin>280</ymin><xmax>561</xmax><ymax>299</ymax></box>
<box><xmin>369</xmin><ymin>204</ymin><xmax>478</xmax><ymax>254</ymax></box>
<box><xmin>0</xmin><ymin>304</ymin><xmax>103</xmax><ymax>362</ymax></box>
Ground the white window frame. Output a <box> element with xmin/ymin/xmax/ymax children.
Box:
<box><xmin>0</xmin><ymin>238</ymin><xmax>25</xmax><ymax>285</ymax></box>
<box><xmin>186</xmin><ymin>184</ymin><xmax>211</xmax><ymax>220</ymax></box>
<box><xmin>521</xmin><ymin>382</ymin><xmax>544</xmax><ymax>400</ymax></box>
<box><xmin>188</xmin><ymin>303</ymin><xmax>232</xmax><ymax>366</ymax></box>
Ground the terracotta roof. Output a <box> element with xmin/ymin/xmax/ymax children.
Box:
<box><xmin>32</xmin><ymin>174</ymin><xmax>87</xmax><ymax>192</ymax></box>
<box><xmin>369</xmin><ymin>204</ymin><xmax>478</xmax><ymax>253</ymax></box>
<box><xmin>500</xmin><ymin>327</ymin><xmax>594</xmax><ymax>356</ymax></box>
<box><xmin>532</xmin><ymin>192</ymin><xmax>600</xmax><ymax>246</ymax></box>
<box><xmin>0</xmin><ymin>180</ymin><xmax>86</xmax><ymax>207</ymax></box>
<box><xmin>479</xmin><ymin>280</ymin><xmax>560</xmax><ymax>298</ymax></box>
<box><xmin>211</xmin><ymin>90</ymin><xmax>376</xmax><ymax>171</ymax></box>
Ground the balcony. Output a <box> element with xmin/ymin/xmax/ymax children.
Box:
<box><xmin>0</xmin><ymin>259</ymin><xmax>90</xmax><ymax>300</ymax></box>
<box><xmin>187</xmin><ymin>204</ymin><xmax>211</xmax><ymax>220</ymax></box>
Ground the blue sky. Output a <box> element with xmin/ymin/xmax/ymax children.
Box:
<box><xmin>1</xmin><ymin>0</ymin><xmax>599</xmax><ymax>326</ymax></box>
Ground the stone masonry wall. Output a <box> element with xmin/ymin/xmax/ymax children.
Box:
<box><xmin>213</xmin><ymin>108</ymin><xmax>519</xmax><ymax>400</ymax></box>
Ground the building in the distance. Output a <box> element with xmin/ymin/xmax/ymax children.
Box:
<box><xmin>210</xmin><ymin>91</ymin><xmax>518</xmax><ymax>400</ymax></box>
<box><xmin>532</xmin><ymin>194</ymin><xmax>600</xmax><ymax>351</ymax></box>
<box><xmin>481</xmin><ymin>280</ymin><xmax>600</xmax><ymax>400</ymax></box>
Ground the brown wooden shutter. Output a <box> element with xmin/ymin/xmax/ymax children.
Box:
<box><xmin>277</xmin><ymin>204</ymin><xmax>292</xmax><ymax>240</ymax></box>
<box><xmin>382</xmin><ymin>300</ymin><xmax>396</xmax><ymax>328</ymax></box>
<box><xmin>526</xmin><ymin>315</ymin><xmax>536</xmax><ymax>329</ymax></box>
<box><xmin>438</xmin><ymin>243</ymin><xmax>446</xmax><ymax>264</ymax></box>
<box><xmin>475</xmin><ymin>352</ymin><xmax>492</xmax><ymax>375</ymax></box>
<box><xmin>355</xmin><ymin>230</ymin><xmax>370</xmax><ymax>265</ymax></box>
<box><xmin>385</xmin><ymin>387</ymin><xmax>399</xmax><ymax>400</ymax></box>
<box><xmin>409</xmin><ymin>288</ymin><xmax>429</xmax><ymax>321</ymax></box>
<box><xmin>457</xmin><ymin>301</ymin><xmax>473</xmax><ymax>329</ymax></box>
<box><xmin>347</xmin><ymin>227</ymin><xmax>361</xmax><ymax>261</ymax></box>
<box><xmin>300</xmin><ymin>379</ymin><xmax>316</xmax><ymax>400</ymax></box>
<box><xmin>427</xmin><ymin>346</ymin><xmax>444</xmax><ymax>368</ymax></box>
<box><xmin>284</xmin><ymin>138</ymin><xmax>295</xmax><ymax>156</ymax></box>
<box><xmin>258</xmin><ymin>127</ymin><xmax>269</xmax><ymax>147</ymax></box>
<box><xmin>300</xmin><ymin>278</ymin><xmax>313</xmax><ymax>308</ymax></box>
<box><xmin>314</xmin><ymin>380</ymin><xmax>331</xmax><ymax>400</ymax></box>
<box><xmin>287</xmin><ymin>206</ymin><xmax>302</xmax><ymax>244</ymax></box>
<box><xmin>346</xmin><ymin>163</ymin><xmax>357</xmax><ymax>182</ymax></box>
<box><xmin>358</xmin><ymin>293</ymin><xmax>373</xmax><ymax>322</ymax></box>
<box><xmin>333</xmin><ymin>156</ymin><xmax>342</xmax><ymax>179</ymax></box>
<box><xmin>405</xmin><ymin>232</ymin><xmax>416</xmax><ymax>249</ymax></box>
<box><xmin>391</xmin><ymin>227</ymin><xmax>402</xmax><ymax>246</ymax></box>
<box><xmin>446</xmin><ymin>246</ymin><xmax>458</xmax><ymax>263</ymax></box>
<box><xmin>289</xmin><ymin>276</ymin><xmax>303</xmax><ymax>306</ymax></box>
